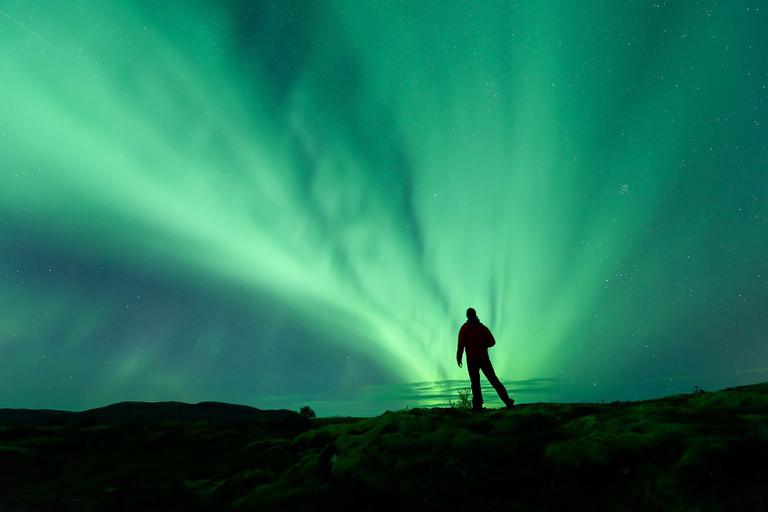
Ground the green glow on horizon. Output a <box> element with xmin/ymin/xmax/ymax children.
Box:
<box><xmin>1</xmin><ymin>1</ymin><xmax>766</xmax><ymax>408</ymax></box>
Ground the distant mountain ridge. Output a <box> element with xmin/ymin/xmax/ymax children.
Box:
<box><xmin>0</xmin><ymin>401</ymin><xmax>299</xmax><ymax>426</ymax></box>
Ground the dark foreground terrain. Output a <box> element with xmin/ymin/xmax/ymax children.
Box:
<box><xmin>2</xmin><ymin>383</ymin><xmax>768</xmax><ymax>511</ymax></box>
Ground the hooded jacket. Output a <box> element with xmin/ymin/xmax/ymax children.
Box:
<box><xmin>457</xmin><ymin>318</ymin><xmax>496</xmax><ymax>361</ymax></box>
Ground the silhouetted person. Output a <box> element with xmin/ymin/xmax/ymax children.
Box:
<box><xmin>457</xmin><ymin>308</ymin><xmax>514</xmax><ymax>411</ymax></box>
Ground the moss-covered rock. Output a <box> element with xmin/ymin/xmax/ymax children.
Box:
<box><xmin>3</xmin><ymin>382</ymin><xmax>768</xmax><ymax>511</ymax></box>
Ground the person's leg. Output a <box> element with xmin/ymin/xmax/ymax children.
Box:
<box><xmin>479</xmin><ymin>359</ymin><xmax>514</xmax><ymax>407</ymax></box>
<box><xmin>467</xmin><ymin>360</ymin><xmax>483</xmax><ymax>411</ymax></box>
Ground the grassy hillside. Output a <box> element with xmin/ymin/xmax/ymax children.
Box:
<box><xmin>2</xmin><ymin>383</ymin><xmax>768</xmax><ymax>511</ymax></box>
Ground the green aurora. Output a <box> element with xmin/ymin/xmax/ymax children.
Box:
<box><xmin>1</xmin><ymin>1</ymin><xmax>766</xmax><ymax>415</ymax></box>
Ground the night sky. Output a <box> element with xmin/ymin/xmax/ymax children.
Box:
<box><xmin>1</xmin><ymin>1</ymin><xmax>766</xmax><ymax>416</ymax></box>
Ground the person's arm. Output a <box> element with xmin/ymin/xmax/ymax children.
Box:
<box><xmin>486</xmin><ymin>326</ymin><xmax>496</xmax><ymax>348</ymax></box>
<box><xmin>457</xmin><ymin>326</ymin><xmax>465</xmax><ymax>368</ymax></box>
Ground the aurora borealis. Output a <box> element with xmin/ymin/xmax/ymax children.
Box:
<box><xmin>1</xmin><ymin>1</ymin><xmax>766</xmax><ymax>416</ymax></box>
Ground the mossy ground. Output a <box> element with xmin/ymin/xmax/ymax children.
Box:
<box><xmin>2</xmin><ymin>383</ymin><xmax>768</xmax><ymax>511</ymax></box>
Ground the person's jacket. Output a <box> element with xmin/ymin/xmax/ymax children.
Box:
<box><xmin>457</xmin><ymin>320</ymin><xmax>496</xmax><ymax>361</ymax></box>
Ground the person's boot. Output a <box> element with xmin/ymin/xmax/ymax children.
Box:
<box><xmin>504</xmin><ymin>398</ymin><xmax>515</xmax><ymax>409</ymax></box>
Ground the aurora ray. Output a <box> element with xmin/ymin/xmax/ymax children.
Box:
<box><xmin>1</xmin><ymin>1</ymin><xmax>766</xmax><ymax>415</ymax></box>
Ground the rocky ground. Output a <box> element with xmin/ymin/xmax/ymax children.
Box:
<box><xmin>2</xmin><ymin>383</ymin><xmax>768</xmax><ymax>511</ymax></box>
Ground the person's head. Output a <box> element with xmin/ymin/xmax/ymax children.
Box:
<box><xmin>466</xmin><ymin>308</ymin><xmax>477</xmax><ymax>319</ymax></box>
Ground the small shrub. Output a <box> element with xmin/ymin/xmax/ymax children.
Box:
<box><xmin>299</xmin><ymin>406</ymin><xmax>316</xmax><ymax>420</ymax></box>
<box><xmin>450</xmin><ymin>389</ymin><xmax>472</xmax><ymax>410</ymax></box>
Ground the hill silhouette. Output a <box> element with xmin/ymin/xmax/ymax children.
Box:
<box><xmin>2</xmin><ymin>383</ymin><xmax>768</xmax><ymax>511</ymax></box>
<box><xmin>0</xmin><ymin>401</ymin><xmax>298</xmax><ymax>426</ymax></box>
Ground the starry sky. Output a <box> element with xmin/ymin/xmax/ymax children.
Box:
<box><xmin>1</xmin><ymin>1</ymin><xmax>766</xmax><ymax>416</ymax></box>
